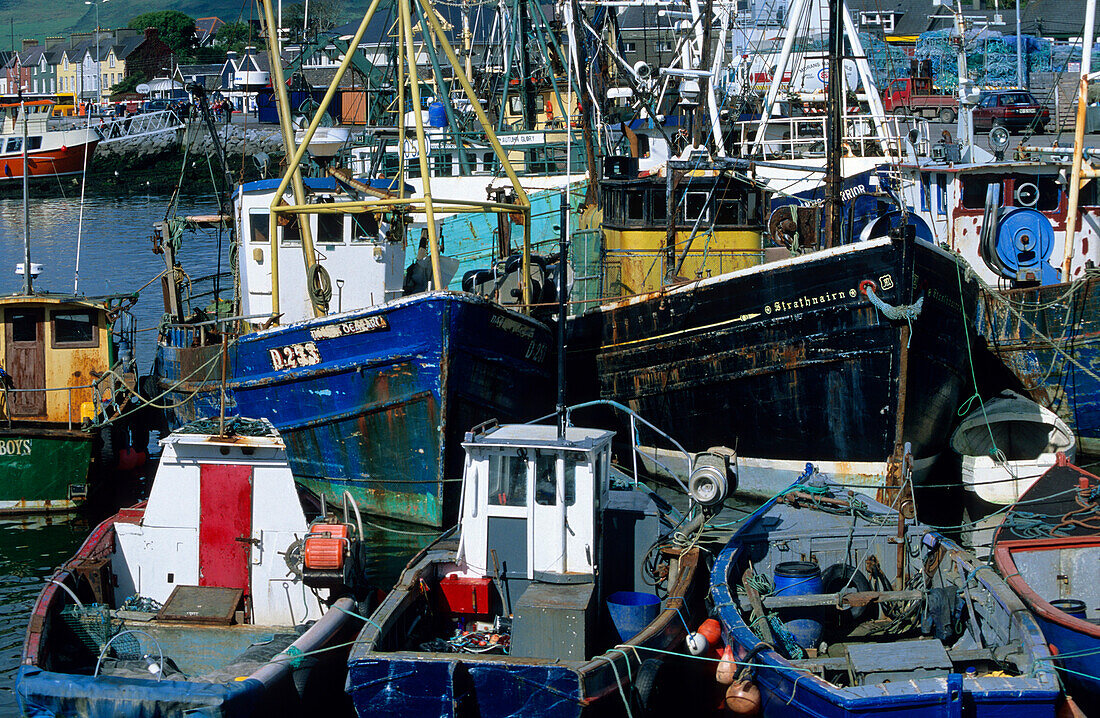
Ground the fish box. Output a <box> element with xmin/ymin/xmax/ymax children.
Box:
<box><xmin>438</xmin><ymin>576</ymin><xmax>492</xmax><ymax>616</ymax></box>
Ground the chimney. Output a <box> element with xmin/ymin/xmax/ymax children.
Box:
<box><xmin>21</xmin><ymin>39</ymin><xmax>38</xmax><ymax>51</ymax></box>
<box><xmin>70</xmin><ymin>32</ymin><xmax>92</xmax><ymax>48</ymax></box>
<box><xmin>144</xmin><ymin>26</ymin><xmax>160</xmax><ymax>42</ymax></box>
<box><xmin>226</xmin><ymin>50</ymin><xmax>238</xmax><ymax>61</ymax></box>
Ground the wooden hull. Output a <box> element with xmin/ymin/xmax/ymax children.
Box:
<box><xmin>231</xmin><ymin>293</ymin><xmax>553</xmax><ymax>527</ymax></box>
<box><xmin>711</xmin><ymin>483</ymin><xmax>1061</xmax><ymax>718</ymax></box>
<box><xmin>0</xmin><ymin>426</ymin><xmax>91</xmax><ymax>514</ymax></box>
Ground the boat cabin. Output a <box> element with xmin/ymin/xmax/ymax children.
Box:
<box><xmin>236</xmin><ymin>177</ymin><xmax>410</xmax><ymax>326</ymax></box>
<box><xmin>452</xmin><ymin>421</ymin><xmax>661</xmax><ymax>659</ymax></box>
<box><xmin>599</xmin><ymin>156</ymin><xmax>766</xmax><ymax>297</ymax></box>
<box><xmin>0</xmin><ymin>295</ymin><xmax>113</xmax><ymax>425</ymax></box>
<box><xmin>895</xmin><ymin>160</ymin><xmax>1100</xmax><ymax>286</ymax></box>
<box><xmin>0</xmin><ymin>100</ymin><xmax>52</xmax><ymax>145</ymax></box>
<box><xmin>111</xmin><ymin>423</ymin><xmax>324</xmax><ymax>627</ymax></box>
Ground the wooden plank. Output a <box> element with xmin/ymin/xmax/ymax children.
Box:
<box><xmin>762</xmin><ymin>589</ymin><xmax>924</xmax><ymax>610</ymax></box>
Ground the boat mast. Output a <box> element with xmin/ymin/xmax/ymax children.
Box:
<box><xmin>823</xmin><ymin>0</ymin><xmax>843</xmax><ymax>248</ymax></box>
<box><xmin>21</xmin><ymin>93</ymin><xmax>31</xmax><ymax>295</ymax></box>
<box><xmin>259</xmin><ymin>0</ymin><xmax>322</xmax><ymax>320</ymax></box>
<box><xmin>1062</xmin><ymin>0</ymin><xmax>1096</xmax><ymax>278</ymax></box>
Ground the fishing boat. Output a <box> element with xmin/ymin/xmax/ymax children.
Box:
<box><xmin>952</xmin><ymin>390</ymin><xmax>1076</xmax><ymax>552</ymax></box>
<box><xmin>567</xmin><ymin>210</ymin><xmax>979</xmax><ymax>498</ymax></box>
<box><xmin>16</xmin><ymin>418</ymin><xmax>369</xmax><ymax>717</ymax></box>
<box><xmin>993</xmin><ymin>458</ymin><xmax>1100</xmax><ymax>701</ymax></box>
<box><xmin>0</xmin><ymin>102</ymin><xmax>137</xmax><ymax>513</ymax></box>
<box><xmin>0</xmin><ymin>99</ymin><xmax>98</xmax><ymax>182</ymax></box>
<box><xmin>345</xmin><ymin>403</ymin><xmax>725</xmax><ymax>717</ymax></box>
<box><xmin>709</xmin><ymin>474</ymin><xmax>1062</xmax><ymax>717</ymax></box>
<box><xmin>0</xmin><ymin>292</ymin><xmax>136</xmax><ymax>513</ymax></box>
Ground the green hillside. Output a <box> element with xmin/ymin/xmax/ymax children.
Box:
<box><xmin>0</xmin><ymin>0</ymin><xmax>372</xmax><ymax>51</ymax></box>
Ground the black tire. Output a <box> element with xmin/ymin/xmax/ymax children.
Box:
<box><xmin>822</xmin><ymin>563</ymin><xmax>874</xmax><ymax>624</ymax></box>
<box><xmin>938</xmin><ymin>107</ymin><xmax>956</xmax><ymax>123</ymax></box>
<box><xmin>632</xmin><ymin>658</ymin><xmax>675</xmax><ymax>717</ymax></box>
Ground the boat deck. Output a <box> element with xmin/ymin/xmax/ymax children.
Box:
<box><xmin>93</xmin><ymin>619</ymin><xmax>302</xmax><ymax>682</ymax></box>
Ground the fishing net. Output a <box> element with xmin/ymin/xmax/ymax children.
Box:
<box><xmin>60</xmin><ymin>604</ymin><xmax>143</xmax><ymax>660</ymax></box>
<box><xmin>914</xmin><ymin>29</ymin><xmax>1055</xmax><ymax>90</ymax></box>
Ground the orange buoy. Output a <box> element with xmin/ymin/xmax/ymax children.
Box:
<box><xmin>698</xmin><ymin>618</ymin><xmax>722</xmax><ymax>646</ymax></box>
<box><xmin>715</xmin><ymin>646</ymin><xmax>737</xmax><ymax>685</ymax></box>
<box><xmin>725</xmin><ymin>680</ymin><xmax>762</xmax><ymax>715</ymax></box>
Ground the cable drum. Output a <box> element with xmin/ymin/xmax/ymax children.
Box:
<box><xmin>308</xmin><ymin>263</ymin><xmax>333</xmax><ymax>311</ymax></box>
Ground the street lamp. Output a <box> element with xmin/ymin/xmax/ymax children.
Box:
<box><xmin>85</xmin><ymin>0</ymin><xmax>109</xmax><ymax>110</ymax></box>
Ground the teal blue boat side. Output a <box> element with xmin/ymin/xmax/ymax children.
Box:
<box><xmin>440</xmin><ymin>185</ymin><xmax>586</xmax><ymax>290</ymax></box>
<box><xmin>231</xmin><ymin>292</ymin><xmax>553</xmax><ymax>527</ymax></box>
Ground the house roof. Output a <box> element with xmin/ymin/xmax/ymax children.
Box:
<box><xmin>195</xmin><ymin>17</ymin><xmax>226</xmax><ymax>44</ymax></box>
<box><xmin>1020</xmin><ymin>0</ymin><xmax>1100</xmax><ymax>38</ymax></box>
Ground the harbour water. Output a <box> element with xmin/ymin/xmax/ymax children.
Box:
<box><xmin>0</xmin><ymin>194</ymin><xmax>435</xmax><ymax>711</ymax></box>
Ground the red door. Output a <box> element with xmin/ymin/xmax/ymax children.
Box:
<box><xmin>199</xmin><ymin>464</ymin><xmax>253</xmax><ymax>595</ymax></box>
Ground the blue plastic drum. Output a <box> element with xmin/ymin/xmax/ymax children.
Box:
<box><xmin>773</xmin><ymin>561</ymin><xmax>824</xmax><ymax>649</ymax></box>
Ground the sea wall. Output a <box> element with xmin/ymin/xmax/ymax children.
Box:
<box><xmin>93</xmin><ymin>123</ymin><xmax>286</xmax><ymax>162</ymax></box>
<box><xmin>85</xmin><ymin>123</ymin><xmax>287</xmax><ymax>194</ymax></box>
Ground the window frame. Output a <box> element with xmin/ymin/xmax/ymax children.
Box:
<box><xmin>50</xmin><ymin>309</ymin><xmax>100</xmax><ymax>349</ymax></box>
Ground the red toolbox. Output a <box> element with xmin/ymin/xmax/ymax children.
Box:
<box><xmin>437</xmin><ymin>575</ymin><xmax>492</xmax><ymax>616</ymax></box>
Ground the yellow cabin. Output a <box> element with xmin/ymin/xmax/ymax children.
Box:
<box><xmin>599</xmin><ymin>159</ymin><xmax>767</xmax><ymax>298</ymax></box>
<box><xmin>0</xmin><ymin>295</ymin><xmax>113</xmax><ymax>426</ymax></box>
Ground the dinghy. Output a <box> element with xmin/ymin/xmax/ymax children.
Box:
<box><xmin>952</xmin><ymin>390</ymin><xmax>1076</xmax><ymax>551</ymax></box>
<box><xmin>994</xmin><ymin>457</ymin><xmax>1100</xmax><ymax>701</ymax></box>
<box><xmin>709</xmin><ymin>474</ymin><xmax>1061</xmax><ymax>717</ymax></box>
<box><xmin>17</xmin><ymin>419</ymin><xmax>370</xmax><ymax>717</ymax></box>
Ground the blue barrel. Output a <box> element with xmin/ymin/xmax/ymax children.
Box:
<box><xmin>428</xmin><ymin>102</ymin><xmax>447</xmax><ymax>128</ymax></box>
<box><xmin>607</xmin><ymin>591</ymin><xmax>661</xmax><ymax>642</ymax></box>
<box><xmin>773</xmin><ymin>561</ymin><xmax>824</xmax><ymax>649</ymax></box>
<box><xmin>1051</xmin><ymin>599</ymin><xmax>1088</xmax><ymax>620</ymax></box>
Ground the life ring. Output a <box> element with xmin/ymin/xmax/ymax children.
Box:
<box><xmin>308</xmin><ymin>263</ymin><xmax>333</xmax><ymax>311</ymax></box>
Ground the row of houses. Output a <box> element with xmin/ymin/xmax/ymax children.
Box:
<box><xmin>0</xmin><ymin>27</ymin><xmax>172</xmax><ymax>103</ymax></box>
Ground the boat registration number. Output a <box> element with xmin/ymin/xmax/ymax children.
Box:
<box><xmin>269</xmin><ymin>341</ymin><xmax>322</xmax><ymax>371</ymax></box>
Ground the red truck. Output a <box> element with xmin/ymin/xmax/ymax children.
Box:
<box><xmin>882</xmin><ymin>77</ymin><xmax>958</xmax><ymax>123</ymax></box>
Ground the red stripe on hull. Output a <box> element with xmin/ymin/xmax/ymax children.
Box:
<box><xmin>0</xmin><ymin>141</ymin><xmax>99</xmax><ymax>181</ymax></box>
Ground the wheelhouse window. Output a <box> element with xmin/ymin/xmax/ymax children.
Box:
<box><xmin>52</xmin><ymin>310</ymin><xmax>98</xmax><ymax>347</ymax></box>
<box><xmin>281</xmin><ymin>217</ymin><xmax>302</xmax><ymax>246</ymax></box>
<box><xmin>250</xmin><ymin>212</ymin><xmax>270</xmax><ymax>243</ymax></box>
<box><xmin>489</xmin><ymin>453</ymin><xmax>527</xmax><ymax>507</ymax></box>
<box><xmin>351</xmin><ymin>212</ymin><xmax>379</xmax><ymax>242</ymax></box>
<box><xmin>626</xmin><ymin>191</ymin><xmax>645</xmax><ymax>222</ymax></box>
<box><xmin>961</xmin><ymin>175</ymin><xmax>1004</xmax><ymax>210</ymax></box>
<box><xmin>684</xmin><ymin>191</ymin><xmax>711</xmax><ymax>222</ymax></box>
<box><xmin>317</xmin><ymin>211</ymin><xmax>344</xmax><ymax>244</ymax></box>
<box><xmin>5</xmin><ymin>137</ymin><xmax>22</xmax><ymax>153</ymax></box>
<box><xmin>27</xmin><ymin>136</ymin><xmax>42</xmax><ymax>151</ymax></box>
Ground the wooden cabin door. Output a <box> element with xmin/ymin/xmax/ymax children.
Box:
<box><xmin>4</xmin><ymin>309</ymin><xmax>46</xmax><ymax>417</ymax></box>
<box><xmin>198</xmin><ymin>464</ymin><xmax>253</xmax><ymax>597</ymax></box>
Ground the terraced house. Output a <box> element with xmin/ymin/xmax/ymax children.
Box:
<box><xmin>54</xmin><ymin>28</ymin><xmax>172</xmax><ymax>106</ymax></box>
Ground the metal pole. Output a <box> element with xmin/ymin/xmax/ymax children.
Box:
<box><xmin>258</xmin><ymin>0</ymin><xmax>320</xmax><ymax>318</ymax></box>
<box><xmin>557</xmin><ymin>190</ymin><xmax>567</xmax><ymax>439</ymax></box>
<box><xmin>21</xmin><ymin>92</ymin><xmax>30</xmax><ymax>295</ymax></box>
<box><xmin>824</xmin><ymin>0</ymin><xmax>844</xmax><ymax>249</ymax></box>
<box><xmin>1015</xmin><ymin>0</ymin><xmax>1023</xmax><ymax>87</ymax></box>
<box><xmin>399</xmin><ymin>0</ymin><xmax>443</xmax><ymax>291</ymax></box>
<box><xmin>1063</xmin><ymin>0</ymin><xmax>1096</xmax><ymax>278</ymax></box>
<box><xmin>219</xmin><ymin>332</ymin><xmax>228</xmax><ymax>436</ymax></box>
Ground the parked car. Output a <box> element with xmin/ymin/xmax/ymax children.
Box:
<box><xmin>142</xmin><ymin>98</ymin><xmax>172</xmax><ymax>113</ymax></box>
<box><xmin>972</xmin><ymin>90</ymin><xmax>1050</xmax><ymax>134</ymax></box>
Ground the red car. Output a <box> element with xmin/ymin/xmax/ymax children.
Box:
<box><xmin>973</xmin><ymin>90</ymin><xmax>1050</xmax><ymax>134</ymax></box>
